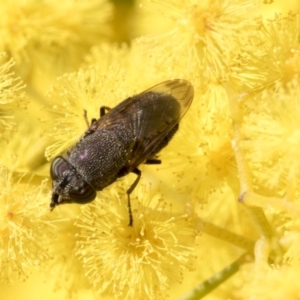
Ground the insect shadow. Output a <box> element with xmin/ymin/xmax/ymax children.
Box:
<box><xmin>50</xmin><ymin>79</ymin><xmax>194</xmax><ymax>226</ymax></box>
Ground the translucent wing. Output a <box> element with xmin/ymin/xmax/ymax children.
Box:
<box><xmin>89</xmin><ymin>79</ymin><xmax>194</xmax><ymax>172</ymax></box>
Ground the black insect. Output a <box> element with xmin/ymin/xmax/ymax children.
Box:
<box><xmin>50</xmin><ymin>79</ymin><xmax>194</xmax><ymax>225</ymax></box>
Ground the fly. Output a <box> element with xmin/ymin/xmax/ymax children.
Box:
<box><xmin>50</xmin><ymin>79</ymin><xmax>194</xmax><ymax>226</ymax></box>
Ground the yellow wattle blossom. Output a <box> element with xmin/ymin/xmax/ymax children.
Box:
<box><xmin>242</xmin><ymin>79</ymin><xmax>300</xmax><ymax>197</ymax></box>
<box><xmin>75</xmin><ymin>185</ymin><xmax>196</xmax><ymax>299</ymax></box>
<box><xmin>0</xmin><ymin>53</ymin><xmax>26</xmax><ymax>136</ymax></box>
<box><xmin>0</xmin><ymin>162</ymin><xmax>51</xmax><ymax>283</ymax></box>
<box><xmin>0</xmin><ymin>0</ymin><xmax>112</xmax><ymax>72</ymax></box>
<box><xmin>155</xmin><ymin>82</ymin><xmax>240</xmax><ymax>231</ymax></box>
<box><xmin>237</xmin><ymin>263</ymin><xmax>300</xmax><ymax>300</ymax></box>
<box><xmin>45</xmin><ymin>207</ymin><xmax>93</xmax><ymax>298</ymax></box>
<box><xmin>138</xmin><ymin>0</ymin><xmax>258</xmax><ymax>81</ymax></box>
<box><xmin>259</xmin><ymin>13</ymin><xmax>300</xmax><ymax>86</ymax></box>
<box><xmin>231</xmin><ymin>12</ymin><xmax>300</xmax><ymax>90</ymax></box>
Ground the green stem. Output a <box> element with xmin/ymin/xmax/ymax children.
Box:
<box><xmin>178</xmin><ymin>252</ymin><xmax>252</xmax><ymax>300</ymax></box>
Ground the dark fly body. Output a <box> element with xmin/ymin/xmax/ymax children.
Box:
<box><xmin>50</xmin><ymin>79</ymin><xmax>194</xmax><ymax>225</ymax></box>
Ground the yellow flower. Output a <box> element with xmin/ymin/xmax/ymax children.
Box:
<box><xmin>237</xmin><ymin>263</ymin><xmax>300</xmax><ymax>300</ymax></box>
<box><xmin>242</xmin><ymin>79</ymin><xmax>300</xmax><ymax>195</ymax></box>
<box><xmin>0</xmin><ymin>53</ymin><xmax>26</xmax><ymax>136</ymax></box>
<box><xmin>232</xmin><ymin>13</ymin><xmax>300</xmax><ymax>90</ymax></box>
<box><xmin>75</xmin><ymin>183</ymin><xmax>196</xmax><ymax>299</ymax></box>
<box><xmin>0</xmin><ymin>161</ymin><xmax>51</xmax><ymax>282</ymax></box>
<box><xmin>0</xmin><ymin>0</ymin><xmax>112</xmax><ymax>73</ymax></box>
<box><xmin>159</xmin><ymin>83</ymin><xmax>238</xmax><ymax>205</ymax></box>
<box><xmin>85</xmin><ymin>42</ymin><xmax>178</xmax><ymax>90</ymax></box>
<box><xmin>138</xmin><ymin>0</ymin><xmax>258</xmax><ymax>81</ymax></box>
<box><xmin>261</xmin><ymin>13</ymin><xmax>300</xmax><ymax>86</ymax></box>
<box><xmin>46</xmin><ymin>207</ymin><xmax>92</xmax><ymax>298</ymax></box>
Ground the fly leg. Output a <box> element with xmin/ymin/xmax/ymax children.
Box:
<box><xmin>127</xmin><ymin>159</ymin><xmax>161</xmax><ymax>226</ymax></box>
<box><xmin>127</xmin><ymin>168</ymin><xmax>142</xmax><ymax>226</ymax></box>
<box><xmin>83</xmin><ymin>110</ymin><xmax>97</xmax><ymax>127</ymax></box>
<box><xmin>100</xmin><ymin>106</ymin><xmax>111</xmax><ymax>117</ymax></box>
<box><xmin>144</xmin><ymin>158</ymin><xmax>161</xmax><ymax>164</ymax></box>
<box><xmin>83</xmin><ymin>106</ymin><xmax>111</xmax><ymax>128</ymax></box>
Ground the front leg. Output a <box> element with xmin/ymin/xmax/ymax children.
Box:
<box><xmin>83</xmin><ymin>106</ymin><xmax>112</xmax><ymax>128</ymax></box>
<box><xmin>83</xmin><ymin>109</ymin><xmax>97</xmax><ymax>128</ymax></box>
<box><xmin>100</xmin><ymin>106</ymin><xmax>111</xmax><ymax>117</ymax></box>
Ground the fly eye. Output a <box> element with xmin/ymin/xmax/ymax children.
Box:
<box><xmin>50</xmin><ymin>156</ymin><xmax>96</xmax><ymax>204</ymax></box>
<box><xmin>50</xmin><ymin>156</ymin><xmax>70</xmax><ymax>180</ymax></box>
<box><xmin>69</xmin><ymin>178</ymin><xmax>96</xmax><ymax>204</ymax></box>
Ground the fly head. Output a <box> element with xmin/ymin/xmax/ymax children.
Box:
<box><xmin>50</xmin><ymin>156</ymin><xmax>97</xmax><ymax>210</ymax></box>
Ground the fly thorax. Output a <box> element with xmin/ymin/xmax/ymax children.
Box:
<box><xmin>67</xmin><ymin>125</ymin><xmax>134</xmax><ymax>190</ymax></box>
